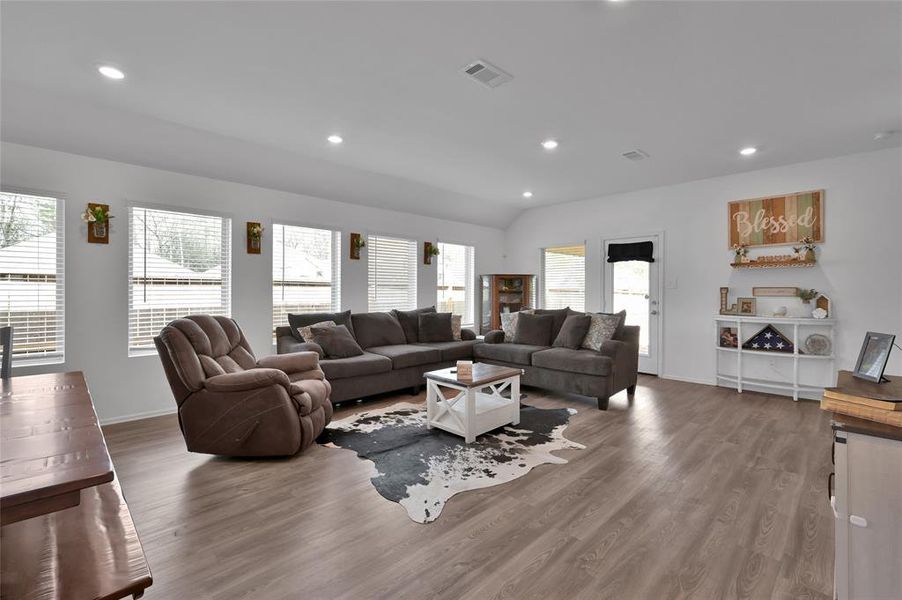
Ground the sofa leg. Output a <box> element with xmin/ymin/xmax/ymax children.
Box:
<box><xmin>627</xmin><ymin>384</ymin><xmax>636</xmax><ymax>396</ymax></box>
<box><xmin>597</xmin><ymin>396</ymin><xmax>609</xmax><ymax>411</ymax></box>
<box><xmin>410</xmin><ymin>385</ymin><xmax>420</xmax><ymax>396</ymax></box>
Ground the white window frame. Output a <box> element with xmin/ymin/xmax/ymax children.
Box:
<box><xmin>272</xmin><ymin>223</ymin><xmax>341</xmax><ymax>336</ymax></box>
<box><xmin>436</xmin><ymin>241</ymin><xmax>476</xmax><ymax>328</ymax></box>
<box><xmin>541</xmin><ymin>243</ymin><xmax>586</xmax><ymax>312</ymax></box>
<box><xmin>0</xmin><ymin>190</ymin><xmax>65</xmax><ymax>366</ymax></box>
<box><xmin>127</xmin><ymin>203</ymin><xmax>232</xmax><ymax>357</ymax></box>
<box><xmin>367</xmin><ymin>233</ymin><xmax>417</xmax><ymax>312</ymax></box>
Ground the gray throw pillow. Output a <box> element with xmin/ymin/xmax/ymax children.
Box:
<box><xmin>552</xmin><ymin>313</ymin><xmax>592</xmax><ymax>349</ymax></box>
<box><xmin>535</xmin><ymin>307</ymin><xmax>571</xmax><ymax>341</ymax></box>
<box><xmin>392</xmin><ymin>306</ymin><xmax>436</xmax><ymax>344</ymax></box>
<box><xmin>418</xmin><ymin>312</ymin><xmax>454</xmax><ymax>343</ymax></box>
<box><xmin>513</xmin><ymin>313</ymin><xmax>554</xmax><ymax>346</ymax></box>
<box><xmin>288</xmin><ymin>310</ymin><xmax>354</xmax><ymax>342</ymax></box>
<box><xmin>309</xmin><ymin>324</ymin><xmax>364</xmax><ymax>359</ymax></box>
<box><xmin>350</xmin><ymin>312</ymin><xmax>407</xmax><ymax>348</ymax></box>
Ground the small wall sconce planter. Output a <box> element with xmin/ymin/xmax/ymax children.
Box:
<box><xmin>82</xmin><ymin>203</ymin><xmax>112</xmax><ymax>244</ymax></box>
<box><xmin>350</xmin><ymin>233</ymin><xmax>366</xmax><ymax>260</ymax></box>
<box><xmin>424</xmin><ymin>241</ymin><xmax>440</xmax><ymax>265</ymax></box>
<box><xmin>246</xmin><ymin>222</ymin><xmax>263</xmax><ymax>254</ymax></box>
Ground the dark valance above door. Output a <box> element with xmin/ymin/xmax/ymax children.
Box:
<box><xmin>607</xmin><ymin>241</ymin><xmax>655</xmax><ymax>263</ymax></box>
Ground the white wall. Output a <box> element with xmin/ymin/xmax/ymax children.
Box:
<box><xmin>504</xmin><ymin>148</ymin><xmax>902</xmax><ymax>389</ymax></box>
<box><xmin>0</xmin><ymin>142</ymin><xmax>505</xmax><ymax>422</ymax></box>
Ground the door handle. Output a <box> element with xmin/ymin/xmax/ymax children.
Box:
<box><xmin>849</xmin><ymin>515</ymin><xmax>868</xmax><ymax>528</ymax></box>
<box><xmin>650</xmin><ymin>310</ymin><xmax>659</xmax><ymax>315</ymax></box>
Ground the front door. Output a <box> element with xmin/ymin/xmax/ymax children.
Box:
<box><xmin>602</xmin><ymin>234</ymin><xmax>661</xmax><ymax>375</ymax></box>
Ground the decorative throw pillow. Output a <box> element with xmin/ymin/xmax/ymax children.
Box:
<box><xmin>418</xmin><ymin>312</ymin><xmax>454</xmax><ymax>343</ymax></box>
<box><xmin>535</xmin><ymin>307</ymin><xmax>571</xmax><ymax>342</ymax></box>
<box><xmin>581</xmin><ymin>310</ymin><xmax>627</xmax><ymax>352</ymax></box>
<box><xmin>309</xmin><ymin>324</ymin><xmax>364</xmax><ymax>359</ymax></box>
<box><xmin>513</xmin><ymin>313</ymin><xmax>554</xmax><ymax>346</ymax></box>
<box><xmin>552</xmin><ymin>313</ymin><xmax>592</xmax><ymax>349</ymax></box>
<box><xmin>392</xmin><ymin>306</ymin><xmax>436</xmax><ymax>344</ymax></box>
<box><xmin>451</xmin><ymin>314</ymin><xmax>462</xmax><ymax>341</ymax></box>
<box><xmin>288</xmin><ymin>310</ymin><xmax>354</xmax><ymax>342</ymax></box>
<box><xmin>500</xmin><ymin>309</ymin><xmax>534</xmax><ymax>342</ymax></box>
<box><xmin>297</xmin><ymin>320</ymin><xmax>336</xmax><ymax>342</ymax></box>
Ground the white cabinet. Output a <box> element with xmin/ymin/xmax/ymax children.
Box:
<box><xmin>832</xmin><ymin>419</ymin><xmax>902</xmax><ymax>599</ymax></box>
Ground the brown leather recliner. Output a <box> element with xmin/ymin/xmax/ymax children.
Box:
<box><xmin>154</xmin><ymin>315</ymin><xmax>332</xmax><ymax>456</ymax></box>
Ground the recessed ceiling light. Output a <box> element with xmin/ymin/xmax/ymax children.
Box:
<box><xmin>522</xmin><ymin>191</ymin><xmax>533</xmax><ymax>198</ymax></box>
<box><xmin>541</xmin><ymin>139</ymin><xmax>559</xmax><ymax>150</ymax></box>
<box><xmin>327</xmin><ymin>134</ymin><xmax>343</xmax><ymax>144</ymax></box>
<box><xmin>98</xmin><ymin>65</ymin><xmax>125</xmax><ymax>80</ymax></box>
<box><xmin>739</xmin><ymin>146</ymin><xmax>757</xmax><ymax>156</ymax></box>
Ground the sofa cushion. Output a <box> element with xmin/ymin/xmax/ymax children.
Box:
<box><xmin>351</xmin><ymin>312</ymin><xmax>407</xmax><ymax>348</ymax></box>
<box><xmin>418</xmin><ymin>312</ymin><xmax>454</xmax><ymax>342</ymax></box>
<box><xmin>288</xmin><ymin>310</ymin><xmax>354</xmax><ymax>342</ymax></box>
<box><xmin>532</xmin><ymin>347</ymin><xmax>613</xmax><ymax>377</ymax></box>
<box><xmin>552</xmin><ymin>313</ymin><xmax>592</xmax><ymax>349</ymax></box>
<box><xmin>416</xmin><ymin>340</ymin><xmax>476</xmax><ymax>362</ymax></box>
<box><xmin>473</xmin><ymin>342</ymin><xmax>547</xmax><ymax>366</ymax></box>
<box><xmin>535</xmin><ymin>307</ymin><xmax>571</xmax><ymax>342</ymax></box>
<box><xmin>366</xmin><ymin>344</ymin><xmax>442</xmax><ymax>370</ymax></box>
<box><xmin>320</xmin><ymin>352</ymin><xmax>392</xmax><ymax>380</ymax></box>
<box><xmin>310</xmin><ymin>324</ymin><xmax>364</xmax><ymax>359</ymax></box>
<box><xmin>513</xmin><ymin>313</ymin><xmax>554</xmax><ymax>346</ymax></box>
<box><xmin>392</xmin><ymin>306</ymin><xmax>435</xmax><ymax>344</ymax></box>
<box><xmin>581</xmin><ymin>310</ymin><xmax>627</xmax><ymax>352</ymax></box>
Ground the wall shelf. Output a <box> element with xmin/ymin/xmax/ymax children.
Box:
<box><xmin>730</xmin><ymin>259</ymin><xmax>816</xmax><ymax>269</ymax></box>
<box><xmin>715</xmin><ymin>315</ymin><xmax>836</xmax><ymax>401</ymax></box>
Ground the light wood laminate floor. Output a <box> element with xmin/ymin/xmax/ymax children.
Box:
<box><xmin>103</xmin><ymin>376</ymin><xmax>835</xmax><ymax>600</ymax></box>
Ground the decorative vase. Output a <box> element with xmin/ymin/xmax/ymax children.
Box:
<box><xmin>804</xmin><ymin>248</ymin><xmax>815</xmax><ymax>262</ymax></box>
<box><xmin>92</xmin><ymin>222</ymin><xmax>107</xmax><ymax>238</ymax></box>
<box><xmin>250</xmin><ymin>237</ymin><xmax>261</xmax><ymax>251</ymax></box>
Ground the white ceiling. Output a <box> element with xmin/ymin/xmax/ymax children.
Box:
<box><xmin>2</xmin><ymin>1</ymin><xmax>899</xmax><ymax>228</ymax></box>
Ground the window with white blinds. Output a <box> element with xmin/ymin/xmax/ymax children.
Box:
<box><xmin>0</xmin><ymin>192</ymin><xmax>65</xmax><ymax>365</ymax></box>
<box><xmin>436</xmin><ymin>242</ymin><xmax>475</xmax><ymax>327</ymax></box>
<box><xmin>368</xmin><ymin>235</ymin><xmax>417</xmax><ymax>312</ymax></box>
<box><xmin>272</xmin><ymin>224</ymin><xmax>341</xmax><ymax>335</ymax></box>
<box><xmin>128</xmin><ymin>206</ymin><xmax>231</xmax><ymax>356</ymax></box>
<box><xmin>542</xmin><ymin>244</ymin><xmax>586</xmax><ymax>311</ymax></box>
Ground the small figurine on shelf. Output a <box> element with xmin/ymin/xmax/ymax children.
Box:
<box><xmin>799</xmin><ymin>236</ymin><xmax>817</xmax><ymax>262</ymax></box>
<box><xmin>731</xmin><ymin>243</ymin><xmax>749</xmax><ymax>264</ymax></box>
<box><xmin>798</xmin><ymin>288</ymin><xmax>818</xmax><ymax>304</ymax></box>
<box><xmin>791</xmin><ymin>246</ymin><xmax>803</xmax><ymax>261</ymax></box>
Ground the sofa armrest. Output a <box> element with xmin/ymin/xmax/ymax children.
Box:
<box><xmin>598</xmin><ymin>339</ymin><xmax>629</xmax><ymax>360</ymax></box>
<box><xmin>257</xmin><ymin>351</ymin><xmax>320</xmax><ymax>374</ymax></box>
<box><xmin>277</xmin><ymin>334</ymin><xmax>324</xmax><ymax>358</ymax></box>
<box><xmin>460</xmin><ymin>328</ymin><xmax>477</xmax><ymax>341</ymax></box>
<box><xmin>484</xmin><ymin>330</ymin><xmax>505</xmax><ymax>344</ymax></box>
<box><xmin>205</xmin><ymin>368</ymin><xmax>290</xmax><ymax>393</ymax></box>
<box><xmin>617</xmin><ymin>325</ymin><xmax>640</xmax><ymax>347</ymax></box>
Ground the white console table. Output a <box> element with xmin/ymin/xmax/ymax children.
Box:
<box><xmin>715</xmin><ymin>315</ymin><xmax>836</xmax><ymax>401</ymax></box>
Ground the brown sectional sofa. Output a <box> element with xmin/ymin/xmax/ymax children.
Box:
<box><xmin>474</xmin><ymin>308</ymin><xmax>639</xmax><ymax>410</ymax></box>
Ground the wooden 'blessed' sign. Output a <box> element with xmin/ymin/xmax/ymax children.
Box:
<box><xmin>728</xmin><ymin>189</ymin><xmax>824</xmax><ymax>248</ymax></box>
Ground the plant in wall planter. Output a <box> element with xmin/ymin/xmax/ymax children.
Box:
<box><xmin>350</xmin><ymin>233</ymin><xmax>366</xmax><ymax>260</ymax></box>
<box><xmin>799</xmin><ymin>236</ymin><xmax>817</xmax><ymax>262</ymax></box>
<box><xmin>730</xmin><ymin>243</ymin><xmax>749</xmax><ymax>264</ymax></box>
<box><xmin>81</xmin><ymin>203</ymin><xmax>113</xmax><ymax>244</ymax></box>
<box><xmin>798</xmin><ymin>288</ymin><xmax>818</xmax><ymax>304</ymax></box>
<box><xmin>247</xmin><ymin>222</ymin><xmax>264</xmax><ymax>254</ymax></box>
<box><xmin>424</xmin><ymin>241</ymin><xmax>440</xmax><ymax>265</ymax></box>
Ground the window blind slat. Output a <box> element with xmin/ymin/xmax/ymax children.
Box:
<box><xmin>436</xmin><ymin>242</ymin><xmax>475</xmax><ymax>327</ymax></box>
<box><xmin>368</xmin><ymin>235</ymin><xmax>417</xmax><ymax>312</ymax></box>
<box><xmin>128</xmin><ymin>206</ymin><xmax>231</xmax><ymax>355</ymax></box>
<box><xmin>272</xmin><ymin>224</ymin><xmax>341</xmax><ymax>337</ymax></box>
<box><xmin>543</xmin><ymin>244</ymin><xmax>586</xmax><ymax>311</ymax></box>
<box><xmin>0</xmin><ymin>192</ymin><xmax>65</xmax><ymax>365</ymax></box>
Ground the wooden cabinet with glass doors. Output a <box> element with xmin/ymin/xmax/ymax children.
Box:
<box><xmin>479</xmin><ymin>274</ymin><xmax>536</xmax><ymax>334</ymax></box>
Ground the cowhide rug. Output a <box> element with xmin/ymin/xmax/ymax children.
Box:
<box><xmin>320</xmin><ymin>402</ymin><xmax>585</xmax><ymax>523</ymax></box>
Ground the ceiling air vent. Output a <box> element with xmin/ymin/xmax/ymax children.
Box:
<box><xmin>621</xmin><ymin>149</ymin><xmax>650</xmax><ymax>161</ymax></box>
<box><xmin>462</xmin><ymin>59</ymin><xmax>513</xmax><ymax>88</ymax></box>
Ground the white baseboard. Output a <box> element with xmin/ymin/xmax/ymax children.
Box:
<box><xmin>659</xmin><ymin>373</ymin><xmax>718</xmax><ymax>386</ymax></box>
<box><xmin>100</xmin><ymin>406</ymin><xmax>177</xmax><ymax>426</ymax></box>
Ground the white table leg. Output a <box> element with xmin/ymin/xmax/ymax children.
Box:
<box><xmin>426</xmin><ymin>380</ymin><xmax>435</xmax><ymax>429</ymax></box>
<box><xmin>511</xmin><ymin>376</ymin><xmax>520</xmax><ymax>425</ymax></box>
<box><xmin>464</xmin><ymin>387</ymin><xmax>476</xmax><ymax>443</ymax></box>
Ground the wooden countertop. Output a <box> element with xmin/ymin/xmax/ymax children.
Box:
<box><xmin>1</xmin><ymin>371</ymin><xmax>114</xmax><ymax>525</ymax></box>
<box><xmin>425</xmin><ymin>363</ymin><xmax>523</xmax><ymax>387</ymax></box>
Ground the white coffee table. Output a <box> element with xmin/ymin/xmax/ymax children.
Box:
<box><xmin>424</xmin><ymin>364</ymin><xmax>522</xmax><ymax>443</ymax></box>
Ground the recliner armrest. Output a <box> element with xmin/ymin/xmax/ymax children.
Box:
<box><xmin>484</xmin><ymin>330</ymin><xmax>505</xmax><ymax>344</ymax></box>
<box><xmin>205</xmin><ymin>368</ymin><xmax>290</xmax><ymax>392</ymax></box>
<box><xmin>257</xmin><ymin>351</ymin><xmax>320</xmax><ymax>374</ymax></box>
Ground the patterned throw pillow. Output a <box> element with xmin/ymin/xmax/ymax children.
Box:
<box><xmin>297</xmin><ymin>320</ymin><xmax>336</xmax><ymax>342</ymax></box>
<box><xmin>451</xmin><ymin>314</ymin><xmax>462</xmax><ymax>341</ymax></box>
<box><xmin>500</xmin><ymin>309</ymin><xmax>534</xmax><ymax>342</ymax></box>
<box><xmin>580</xmin><ymin>310</ymin><xmax>626</xmax><ymax>352</ymax></box>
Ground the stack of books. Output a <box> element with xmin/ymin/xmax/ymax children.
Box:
<box><xmin>821</xmin><ymin>370</ymin><xmax>902</xmax><ymax>427</ymax></box>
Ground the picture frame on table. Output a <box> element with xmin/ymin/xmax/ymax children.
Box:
<box><xmin>853</xmin><ymin>332</ymin><xmax>896</xmax><ymax>383</ymax></box>
<box><xmin>738</xmin><ymin>297</ymin><xmax>757</xmax><ymax>315</ymax></box>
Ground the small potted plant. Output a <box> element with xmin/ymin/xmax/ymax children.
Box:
<box><xmin>799</xmin><ymin>236</ymin><xmax>817</xmax><ymax>262</ymax></box>
<box><xmin>798</xmin><ymin>288</ymin><xmax>818</xmax><ymax>304</ymax></box>
<box><xmin>81</xmin><ymin>204</ymin><xmax>113</xmax><ymax>239</ymax></box>
<box><xmin>248</xmin><ymin>223</ymin><xmax>264</xmax><ymax>252</ymax></box>
<box><xmin>731</xmin><ymin>243</ymin><xmax>749</xmax><ymax>264</ymax></box>
<box><xmin>424</xmin><ymin>242</ymin><xmax>440</xmax><ymax>265</ymax></box>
